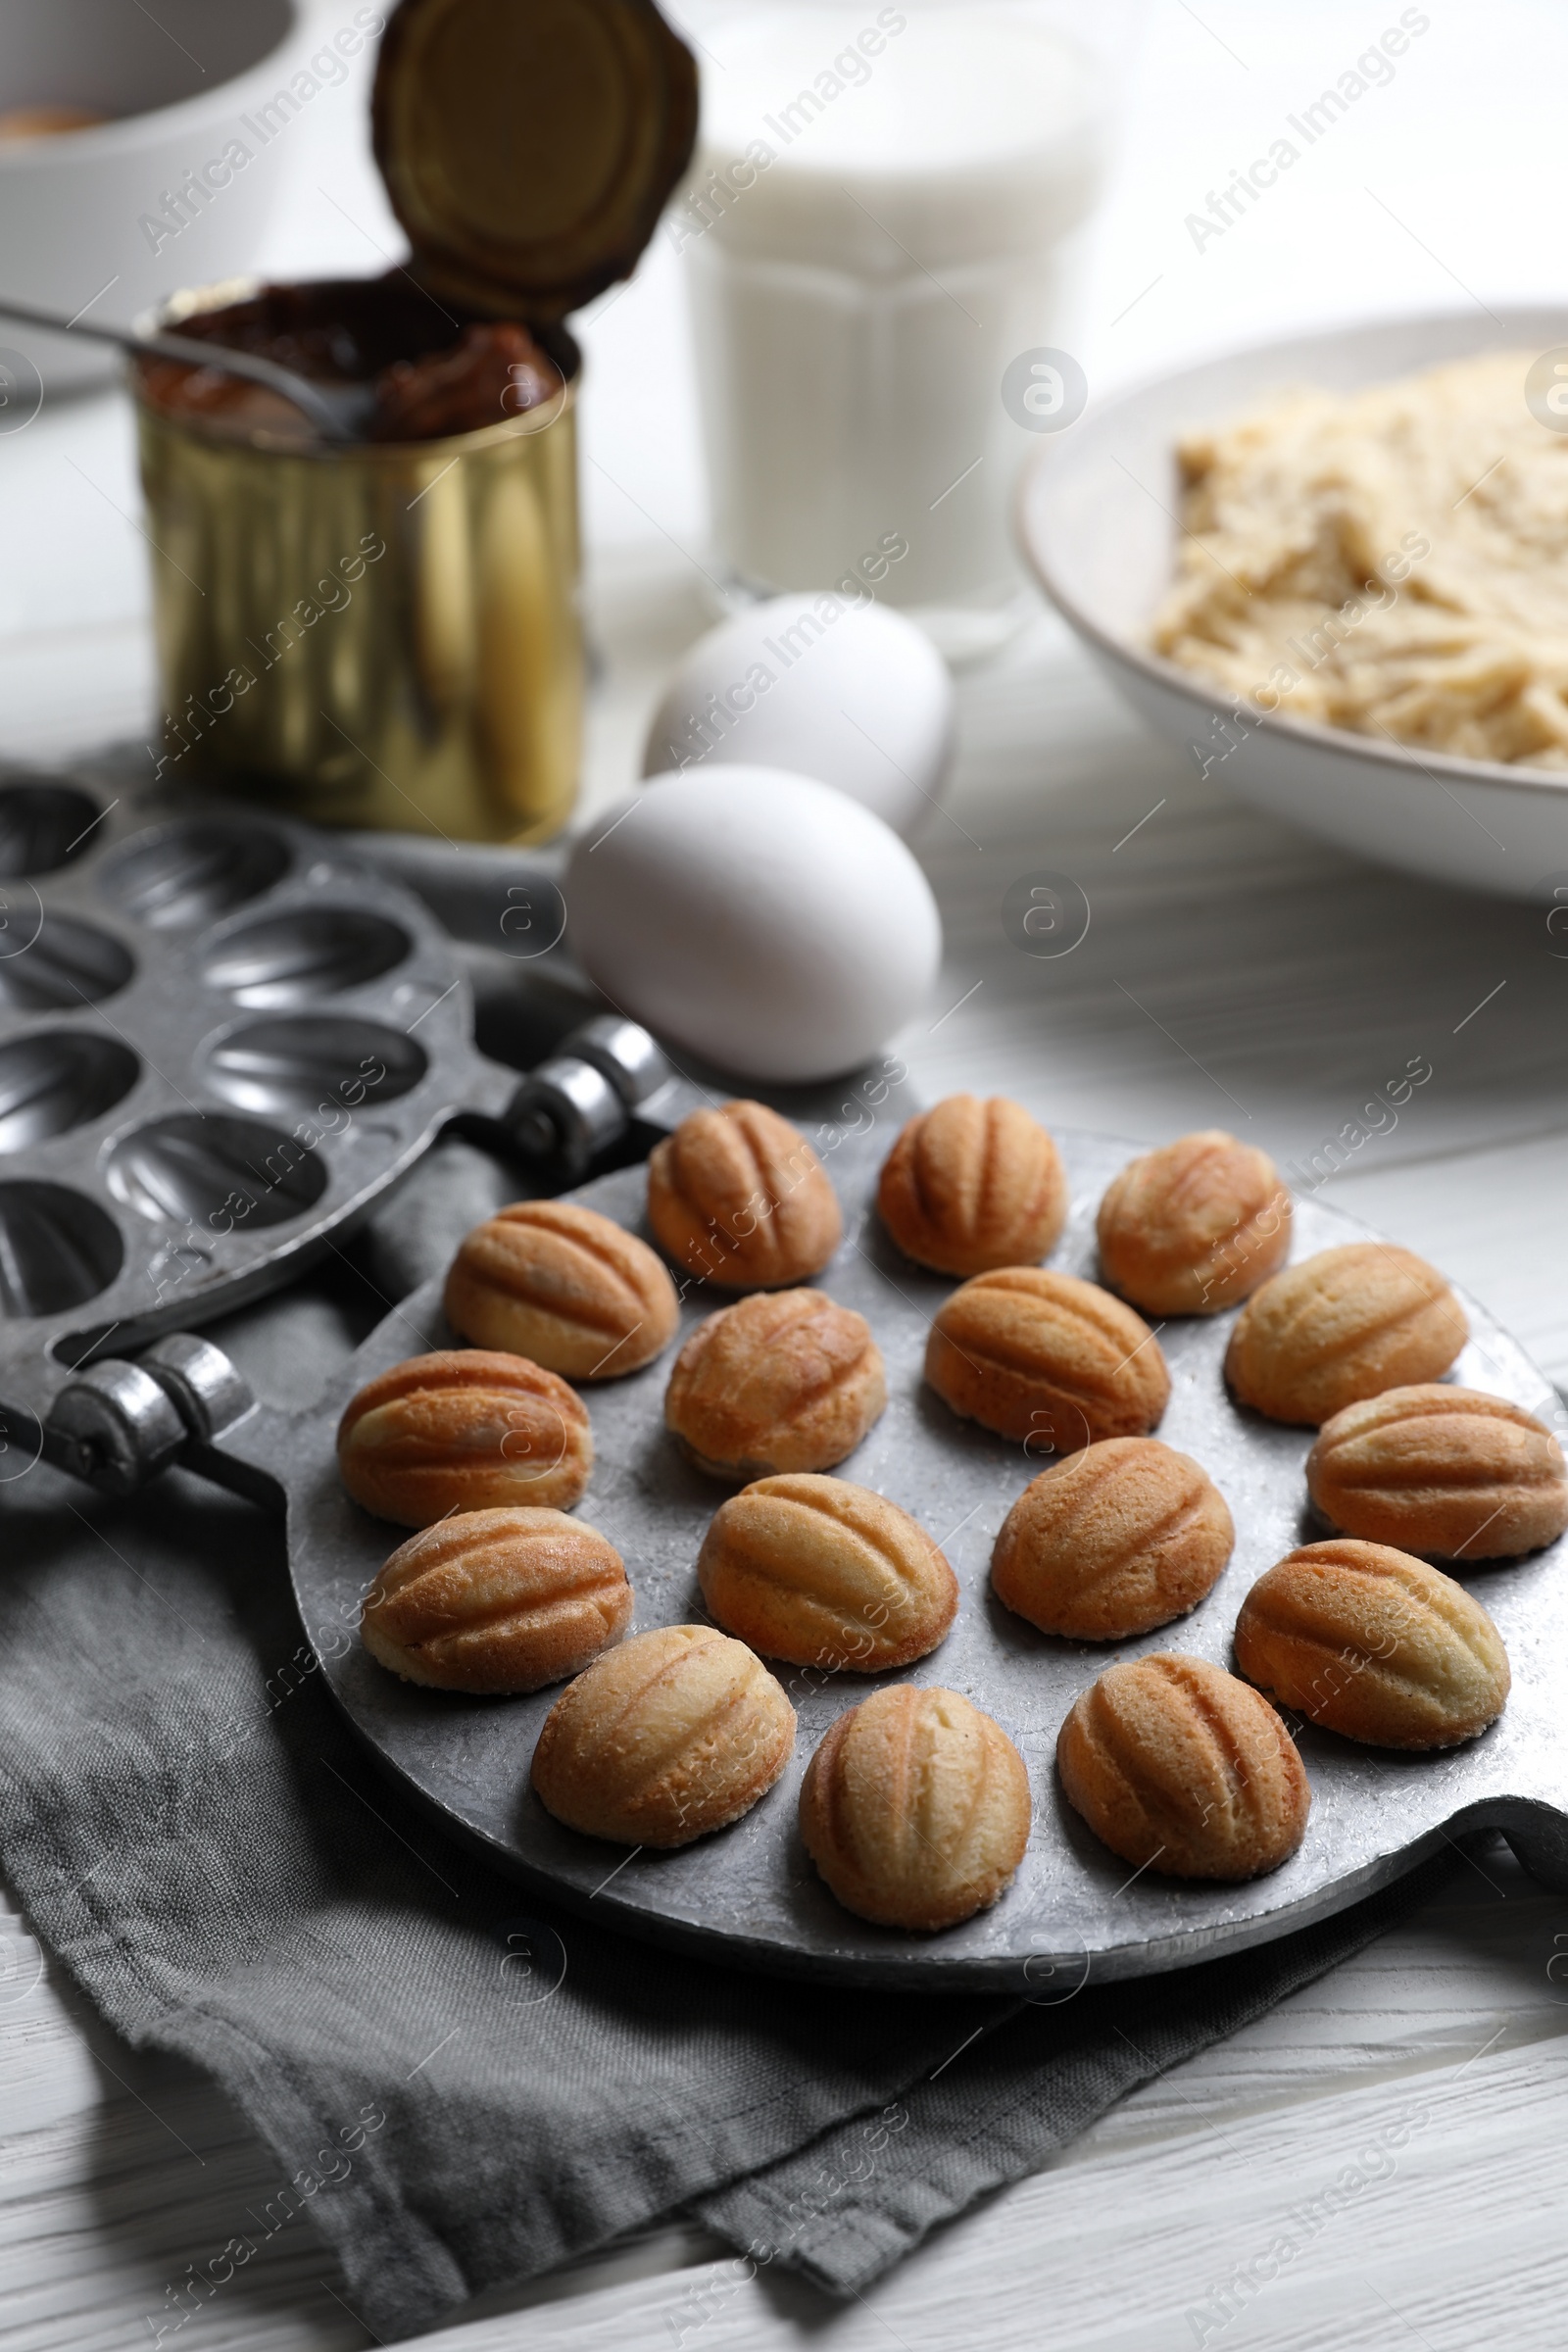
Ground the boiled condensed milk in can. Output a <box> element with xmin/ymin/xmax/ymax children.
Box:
<box><xmin>133</xmin><ymin>0</ymin><xmax>697</xmax><ymax>843</ymax></box>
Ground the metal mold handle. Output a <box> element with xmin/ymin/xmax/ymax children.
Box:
<box><xmin>45</xmin><ymin>1360</ymin><xmax>187</xmax><ymax>1497</ymax></box>
<box><xmin>141</xmin><ymin>1332</ymin><xmax>258</xmax><ymax>1443</ymax></box>
<box><xmin>38</xmin><ymin>1017</ymin><xmax>679</xmax><ymax>1497</ymax></box>
<box><xmin>496</xmin><ymin>1014</ymin><xmax>673</xmax><ymax>1177</ymax></box>
<box><xmin>44</xmin><ymin>1334</ymin><xmax>258</xmax><ymax>1499</ymax></box>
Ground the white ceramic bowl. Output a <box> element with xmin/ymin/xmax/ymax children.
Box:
<box><xmin>0</xmin><ymin>0</ymin><xmax>324</xmax><ymax>392</ymax></box>
<box><xmin>1017</xmin><ymin>308</ymin><xmax>1568</xmax><ymax>902</ymax></box>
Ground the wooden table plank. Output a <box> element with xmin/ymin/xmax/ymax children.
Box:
<box><xmin>6</xmin><ymin>1846</ymin><xmax>1565</xmax><ymax>2352</ymax></box>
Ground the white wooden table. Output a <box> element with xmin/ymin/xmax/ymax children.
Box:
<box><xmin>5</xmin><ymin>5</ymin><xmax>1568</xmax><ymax>2346</ymax></box>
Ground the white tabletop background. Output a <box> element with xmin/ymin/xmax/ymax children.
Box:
<box><xmin>6</xmin><ymin>3</ymin><xmax>1568</xmax><ymax>2346</ymax></box>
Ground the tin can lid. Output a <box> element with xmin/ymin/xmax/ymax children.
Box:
<box><xmin>371</xmin><ymin>0</ymin><xmax>698</xmax><ymax>320</ymax></box>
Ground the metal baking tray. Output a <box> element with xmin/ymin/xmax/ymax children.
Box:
<box><xmin>0</xmin><ymin>765</ymin><xmax>673</xmax><ymax>1470</ymax></box>
<box><xmin>6</xmin><ymin>765</ymin><xmax>1564</xmax><ymax>1991</ymax></box>
<box><xmin>220</xmin><ymin>1127</ymin><xmax>1568</xmax><ymax>1992</ymax></box>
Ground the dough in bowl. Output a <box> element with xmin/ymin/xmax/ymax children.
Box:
<box><xmin>1152</xmin><ymin>351</ymin><xmax>1568</xmax><ymax>770</ymax></box>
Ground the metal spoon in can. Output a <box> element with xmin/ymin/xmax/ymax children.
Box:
<box><xmin>0</xmin><ymin>292</ymin><xmax>378</xmax><ymax>441</ymax></box>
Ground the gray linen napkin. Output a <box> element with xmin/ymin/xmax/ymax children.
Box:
<box><xmin>0</xmin><ymin>1139</ymin><xmax>1461</xmax><ymax>2341</ymax></box>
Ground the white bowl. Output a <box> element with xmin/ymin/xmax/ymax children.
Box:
<box><xmin>1017</xmin><ymin>307</ymin><xmax>1568</xmax><ymax>902</ymax></box>
<box><xmin>0</xmin><ymin>0</ymin><xmax>323</xmax><ymax>393</ymax></box>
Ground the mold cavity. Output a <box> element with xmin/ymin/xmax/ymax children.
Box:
<box><xmin>198</xmin><ymin>1015</ymin><xmax>426</xmax><ymax>1115</ymax></box>
<box><xmin>0</xmin><ymin>1034</ymin><xmax>140</xmax><ymax>1152</ymax></box>
<box><xmin>107</xmin><ymin>1114</ymin><xmax>327</xmax><ymax>1228</ymax></box>
<box><xmin>0</xmin><ymin>1181</ymin><xmax>123</xmax><ymax>1315</ymax></box>
<box><xmin>0</xmin><ymin>914</ymin><xmax>134</xmax><ymax>1012</ymax></box>
<box><xmin>199</xmin><ymin>909</ymin><xmax>411</xmax><ymax>1008</ymax></box>
<box><xmin>0</xmin><ymin>780</ymin><xmax>102</xmax><ymax>878</ymax></box>
<box><xmin>104</xmin><ymin>819</ymin><xmax>291</xmax><ymax>929</ymax></box>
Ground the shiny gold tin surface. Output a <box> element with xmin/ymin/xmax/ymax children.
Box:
<box><xmin>135</xmin><ymin>368</ymin><xmax>582</xmax><ymax>844</ymax></box>
<box><xmin>373</xmin><ymin>0</ymin><xmax>699</xmax><ymax>320</ymax></box>
<box><xmin>132</xmin><ymin>0</ymin><xmax>697</xmax><ymax>842</ymax></box>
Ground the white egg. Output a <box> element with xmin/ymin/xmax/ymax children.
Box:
<box><xmin>565</xmin><ymin>766</ymin><xmax>943</xmax><ymax>1083</ymax></box>
<box><xmin>640</xmin><ymin>594</ymin><xmax>955</xmax><ymax>838</ymax></box>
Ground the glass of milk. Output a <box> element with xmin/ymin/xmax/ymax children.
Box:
<box><xmin>670</xmin><ymin>0</ymin><xmax>1114</xmax><ymax>658</ymax></box>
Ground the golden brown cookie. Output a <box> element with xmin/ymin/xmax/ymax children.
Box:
<box><xmin>1306</xmin><ymin>1385</ymin><xmax>1568</xmax><ymax>1559</ymax></box>
<box><xmin>1225</xmin><ymin>1244</ymin><xmax>1467</xmax><ymax>1426</ymax></box>
<box><xmin>361</xmin><ymin>1508</ymin><xmax>631</xmax><ymax>1693</ymax></box>
<box><xmin>530</xmin><ymin>1624</ymin><xmax>795</xmax><ymax>1847</ymax></box>
<box><xmin>924</xmin><ymin>1267</ymin><xmax>1169</xmax><ymax>1451</ymax></box>
<box><xmin>1233</xmin><ymin>1540</ymin><xmax>1510</xmax><ymax>1749</ymax></box>
<box><xmin>646</xmin><ymin>1100</ymin><xmax>842</xmax><ymax>1290</ymax></box>
<box><xmin>664</xmin><ymin>1289</ymin><xmax>886</xmax><ymax>1479</ymax></box>
<box><xmin>444</xmin><ymin>1200</ymin><xmax>679</xmax><ymax>1380</ymax></box>
<box><xmin>875</xmin><ymin>1094</ymin><xmax>1067</xmax><ymax>1277</ymax></box>
<box><xmin>1097</xmin><ymin>1130</ymin><xmax>1291</xmax><ymax>1316</ymax></box>
<box><xmin>991</xmin><ymin>1439</ymin><xmax>1234</xmax><ymax>1641</ymax></box>
<box><xmin>800</xmin><ymin>1685</ymin><xmax>1032</xmax><ymax>1931</ymax></box>
<box><xmin>1056</xmin><ymin>1652</ymin><xmax>1309</xmax><ymax>1881</ymax></box>
<box><xmin>337</xmin><ymin>1349</ymin><xmax>592</xmax><ymax>1526</ymax></box>
<box><xmin>697</xmin><ymin>1474</ymin><xmax>958</xmax><ymax>1671</ymax></box>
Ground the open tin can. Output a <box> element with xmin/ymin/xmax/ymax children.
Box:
<box><xmin>132</xmin><ymin>0</ymin><xmax>697</xmax><ymax>844</ymax></box>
